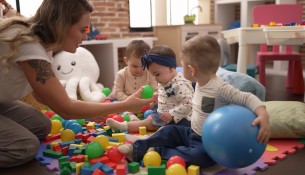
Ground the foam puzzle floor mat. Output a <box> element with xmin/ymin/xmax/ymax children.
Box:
<box><xmin>36</xmin><ymin>136</ymin><xmax>305</xmax><ymax>175</ymax></box>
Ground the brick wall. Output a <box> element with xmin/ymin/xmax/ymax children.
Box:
<box><xmin>89</xmin><ymin>0</ymin><xmax>154</xmax><ymax>39</ymax></box>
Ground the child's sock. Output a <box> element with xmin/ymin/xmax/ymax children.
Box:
<box><xmin>118</xmin><ymin>144</ymin><xmax>133</xmax><ymax>161</ymax></box>
<box><xmin>129</xmin><ymin>114</ymin><xmax>140</xmax><ymax>121</ymax></box>
<box><xmin>106</xmin><ymin>118</ymin><xmax>128</xmax><ymax>132</ymax></box>
<box><xmin>125</xmin><ymin>134</ymin><xmax>149</xmax><ymax>143</ymax></box>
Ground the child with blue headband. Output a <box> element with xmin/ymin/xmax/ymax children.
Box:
<box><xmin>106</xmin><ymin>45</ymin><xmax>194</xmax><ymax>134</ymax></box>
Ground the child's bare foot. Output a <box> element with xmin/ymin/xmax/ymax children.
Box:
<box><xmin>118</xmin><ymin>144</ymin><xmax>133</xmax><ymax>161</ymax></box>
<box><xmin>106</xmin><ymin>118</ymin><xmax>127</xmax><ymax>132</ymax></box>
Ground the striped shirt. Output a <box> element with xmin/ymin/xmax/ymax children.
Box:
<box><xmin>191</xmin><ymin>76</ymin><xmax>264</xmax><ymax>136</ymax></box>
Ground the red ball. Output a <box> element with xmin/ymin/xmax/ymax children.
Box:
<box><xmin>107</xmin><ymin>113</ymin><xmax>118</xmax><ymax>118</ymax></box>
<box><xmin>112</xmin><ymin>114</ymin><xmax>124</xmax><ymax>122</ymax></box>
<box><xmin>141</xmin><ymin>106</ymin><xmax>150</xmax><ymax>113</ymax></box>
<box><xmin>106</xmin><ymin>146</ymin><xmax>124</xmax><ymax>163</ymax></box>
<box><xmin>166</xmin><ymin>156</ymin><xmax>186</xmax><ymax>168</ymax></box>
<box><xmin>44</xmin><ymin>110</ymin><xmax>56</xmax><ymax>118</ymax></box>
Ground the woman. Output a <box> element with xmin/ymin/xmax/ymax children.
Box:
<box><xmin>0</xmin><ymin>0</ymin><xmax>154</xmax><ymax>167</ymax></box>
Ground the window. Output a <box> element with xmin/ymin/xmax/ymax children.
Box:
<box><xmin>5</xmin><ymin>0</ymin><xmax>43</xmax><ymax>17</ymax></box>
<box><xmin>129</xmin><ymin>0</ymin><xmax>153</xmax><ymax>32</ymax></box>
<box><xmin>167</xmin><ymin>0</ymin><xmax>198</xmax><ymax>25</ymax></box>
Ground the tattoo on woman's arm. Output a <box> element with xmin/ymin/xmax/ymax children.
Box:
<box><xmin>28</xmin><ymin>60</ymin><xmax>55</xmax><ymax>84</ymax></box>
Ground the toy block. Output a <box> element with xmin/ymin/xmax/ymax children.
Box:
<box><xmin>76</xmin><ymin>162</ymin><xmax>84</xmax><ymax>174</ymax></box>
<box><xmin>50</xmin><ymin>141</ymin><xmax>60</xmax><ymax>149</ymax></box>
<box><xmin>73</xmin><ymin>149</ymin><xmax>83</xmax><ymax>156</ymax></box>
<box><xmin>61</xmin><ymin>146</ymin><xmax>69</xmax><ymax>155</ymax></box>
<box><xmin>188</xmin><ymin>165</ymin><xmax>200</xmax><ymax>175</ymax></box>
<box><xmin>91</xmin><ymin>162</ymin><xmax>104</xmax><ymax>170</ymax></box>
<box><xmin>88</xmin><ymin>128</ymin><xmax>98</xmax><ymax>133</ymax></box>
<box><xmin>60</xmin><ymin>140</ymin><xmax>75</xmax><ymax>148</ymax></box>
<box><xmin>44</xmin><ymin>133</ymin><xmax>61</xmax><ymax>143</ymax></box>
<box><xmin>68</xmin><ymin>146</ymin><xmax>77</xmax><ymax>156</ymax></box>
<box><xmin>69</xmin><ymin>161</ymin><xmax>76</xmax><ymax>172</ymax></box>
<box><xmin>75</xmin><ymin>154</ymin><xmax>86</xmax><ymax>163</ymax></box>
<box><xmin>74</xmin><ymin>138</ymin><xmax>83</xmax><ymax>144</ymax></box>
<box><xmin>53</xmin><ymin>144</ymin><xmax>62</xmax><ymax>152</ymax></box>
<box><xmin>87</xmin><ymin>135</ymin><xmax>96</xmax><ymax>143</ymax></box>
<box><xmin>81</xmin><ymin>166</ymin><xmax>93</xmax><ymax>175</ymax></box>
<box><xmin>109</xmin><ymin>142</ymin><xmax>120</xmax><ymax>147</ymax></box>
<box><xmin>82</xmin><ymin>134</ymin><xmax>91</xmax><ymax>143</ymax></box>
<box><xmin>93</xmin><ymin>130</ymin><xmax>107</xmax><ymax>137</ymax></box>
<box><xmin>112</xmin><ymin>133</ymin><xmax>125</xmax><ymax>142</ymax></box>
<box><xmin>100</xmin><ymin>163</ymin><xmax>114</xmax><ymax>174</ymax></box>
<box><xmin>60</xmin><ymin>166</ymin><xmax>72</xmax><ymax>175</ymax></box>
<box><xmin>105</xmin><ymin>161</ymin><xmax>116</xmax><ymax>169</ymax></box>
<box><xmin>43</xmin><ymin>149</ymin><xmax>63</xmax><ymax>158</ymax></box>
<box><xmin>147</xmin><ymin>164</ymin><xmax>166</xmax><ymax>175</ymax></box>
<box><xmin>92</xmin><ymin>168</ymin><xmax>106</xmax><ymax>175</ymax></box>
<box><xmin>90</xmin><ymin>156</ymin><xmax>110</xmax><ymax>164</ymax></box>
<box><xmin>69</xmin><ymin>143</ymin><xmax>83</xmax><ymax>149</ymax></box>
<box><xmin>84</xmin><ymin>161</ymin><xmax>93</xmax><ymax>168</ymax></box>
<box><xmin>116</xmin><ymin>164</ymin><xmax>126</xmax><ymax>175</ymax></box>
<box><xmin>75</xmin><ymin>133</ymin><xmax>83</xmax><ymax>139</ymax></box>
<box><xmin>139</xmin><ymin>126</ymin><xmax>147</xmax><ymax>135</ymax></box>
<box><xmin>109</xmin><ymin>137</ymin><xmax>118</xmax><ymax>142</ymax></box>
<box><xmin>87</xmin><ymin>122</ymin><xmax>95</xmax><ymax>129</ymax></box>
<box><xmin>128</xmin><ymin>162</ymin><xmax>140</xmax><ymax>174</ymax></box>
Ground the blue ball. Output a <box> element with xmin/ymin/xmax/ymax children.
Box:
<box><xmin>143</xmin><ymin>109</ymin><xmax>154</xmax><ymax>119</ymax></box>
<box><xmin>64</xmin><ymin>120</ymin><xmax>77</xmax><ymax>129</ymax></box>
<box><xmin>66</xmin><ymin>122</ymin><xmax>83</xmax><ymax>134</ymax></box>
<box><xmin>202</xmin><ymin>105</ymin><xmax>266</xmax><ymax>168</ymax></box>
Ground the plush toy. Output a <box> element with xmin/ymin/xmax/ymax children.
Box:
<box><xmin>52</xmin><ymin>47</ymin><xmax>106</xmax><ymax>102</ymax></box>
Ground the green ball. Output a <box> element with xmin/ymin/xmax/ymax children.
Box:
<box><xmin>102</xmin><ymin>87</ymin><xmax>111</xmax><ymax>97</ymax></box>
<box><xmin>141</xmin><ymin>85</ymin><xmax>154</xmax><ymax>99</ymax></box>
<box><xmin>122</xmin><ymin>114</ymin><xmax>130</xmax><ymax>122</ymax></box>
<box><xmin>51</xmin><ymin>114</ymin><xmax>63</xmax><ymax>122</ymax></box>
<box><xmin>76</xmin><ymin>119</ymin><xmax>86</xmax><ymax>126</ymax></box>
<box><xmin>86</xmin><ymin>141</ymin><xmax>104</xmax><ymax>159</ymax></box>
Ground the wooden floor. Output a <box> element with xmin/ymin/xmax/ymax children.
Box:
<box><xmin>0</xmin><ymin>74</ymin><xmax>304</xmax><ymax>175</ymax></box>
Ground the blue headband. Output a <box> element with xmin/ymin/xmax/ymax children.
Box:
<box><xmin>141</xmin><ymin>52</ymin><xmax>176</xmax><ymax>70</ymax></box>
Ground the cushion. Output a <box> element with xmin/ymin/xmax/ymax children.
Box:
<box><xmin>264</xmin><ymin>101</ymin><xmax>305</xmax><ymax>138</ymax></box>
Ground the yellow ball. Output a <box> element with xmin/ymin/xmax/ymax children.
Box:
<box><xmin>166</xmin><ymin>164</ymin><xmax>187</xmax><ymax>175</ymax></box>
<box><xmin>61</xmin><ymin>129</ymin><xmax>75</xmax><ymax>142</ymax></box>
<box><xmin>93</xmin><ymin>135</ymin><xmax>109</xmax><ymax>149</ymax></box>
<box><xmin>143</xmin><ymin>151</ymin><xmax>161</xmax><ymax>167</ymax></box>
<box><xmin>51</xmin><ymin>119</ymin><xmax>62</xmax><ymax>134</ymax></box>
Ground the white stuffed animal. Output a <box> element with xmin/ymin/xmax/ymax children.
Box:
<box><xmin>52</xmin><ymin>47</ymin><xmax>106</xmax><ymax>102</ymax></box>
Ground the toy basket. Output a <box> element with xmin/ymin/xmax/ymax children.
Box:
<box><xmin>263</xmin><ymin>26</ymin><xmax>305</xmax><ymax>45</ymax></box>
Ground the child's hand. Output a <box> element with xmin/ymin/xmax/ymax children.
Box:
<box><xmin>124</xmin><ymin>87</ymin><xmax>156</xmax><ymax>113</ymax></box>
<box><xmin>253</xmin><ymin>106</ymin><xmax>270</xmax><ymax>144</ymax></box>
<box><xmin>159</xmin><ymin>112</ymin><xmax>173</xmax><ymax>124</ymax></box>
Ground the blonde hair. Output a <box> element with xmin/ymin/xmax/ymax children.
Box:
<box><xmin>181</xmin><ymin>35</ymin><xmax>220</xmax><ymax>74</ymax></box>
<box><xmin>126</xmin><ymin>40</ymin><xmax>151</xmax><ymax>58</ymax></box>
<box><xmin>0</xmin><ymin>0</ymin><xmax>93</xmax><ymax>71</ymax></box>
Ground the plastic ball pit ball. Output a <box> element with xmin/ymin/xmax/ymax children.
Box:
<box><xmin>166</xmin><ymin>155</ymin><xmax>186</xmax><ymax>168</ymax></box>
<box><xmin>143</xmin><ymin>151</ymin><xmax>161</xmax><ymax>167</ymax></box>
<box><xmin>202</xmin><ymin>105</ymin><xmax>266</xmax><ymax>168</ymax></box>
<box><xmin>85</xmin><ymin>141</ymin><xmax>104</xmax><ymax>159</ymax></box>
<box><xmin>106</xmin><ymin>146</ymin><xmax>124</xmax><ymax>164</ymax></box>
<box><xmin>51</xmin><ymin>120</ymin><xmax>62</xmax><ymax>134</ymax></box>
<box><xmin>141</xmin><ymin>85</ymin><xmax>154</xmax><ymax>99</ymax></box>
<box><xmin>102</xmin><ymin>87</ymin><xmax>111</xmax><ymax>97</ymax></box>
<box><xmin>61</xmin><ymin>129</ymin><xmax>76</xmax><ymax>142</ymax></box>
<box><xmin>166</xmin><ymin>164</ymin><xmax>187</xmax><ymax>175</ymax></box>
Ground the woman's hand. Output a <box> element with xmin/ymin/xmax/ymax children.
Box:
<box><xmin>124</xmin><ymin>87</ymin><xmax>157</xmax><ymax>113</ymax></box>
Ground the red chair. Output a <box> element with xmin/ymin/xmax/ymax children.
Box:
<box><xmin>252</xmin><ymin>4</ymin><xmax>304</xmax><ymax>94</ymax></box>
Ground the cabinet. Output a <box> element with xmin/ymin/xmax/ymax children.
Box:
<box><xmin>154</xmin><ymin>24</ymin><xmax>223</xmax><ymax>66</ymax></box>
<box><xmin>214</xmin><ymin>0</ymin><xmax>296</xmax><ymax>30</ymax></box>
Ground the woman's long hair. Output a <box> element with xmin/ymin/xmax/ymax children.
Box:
<box><xmin>0</xmin><ymin>0</ymin><xmax>93</xmax><ymax>72</ymax></box>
